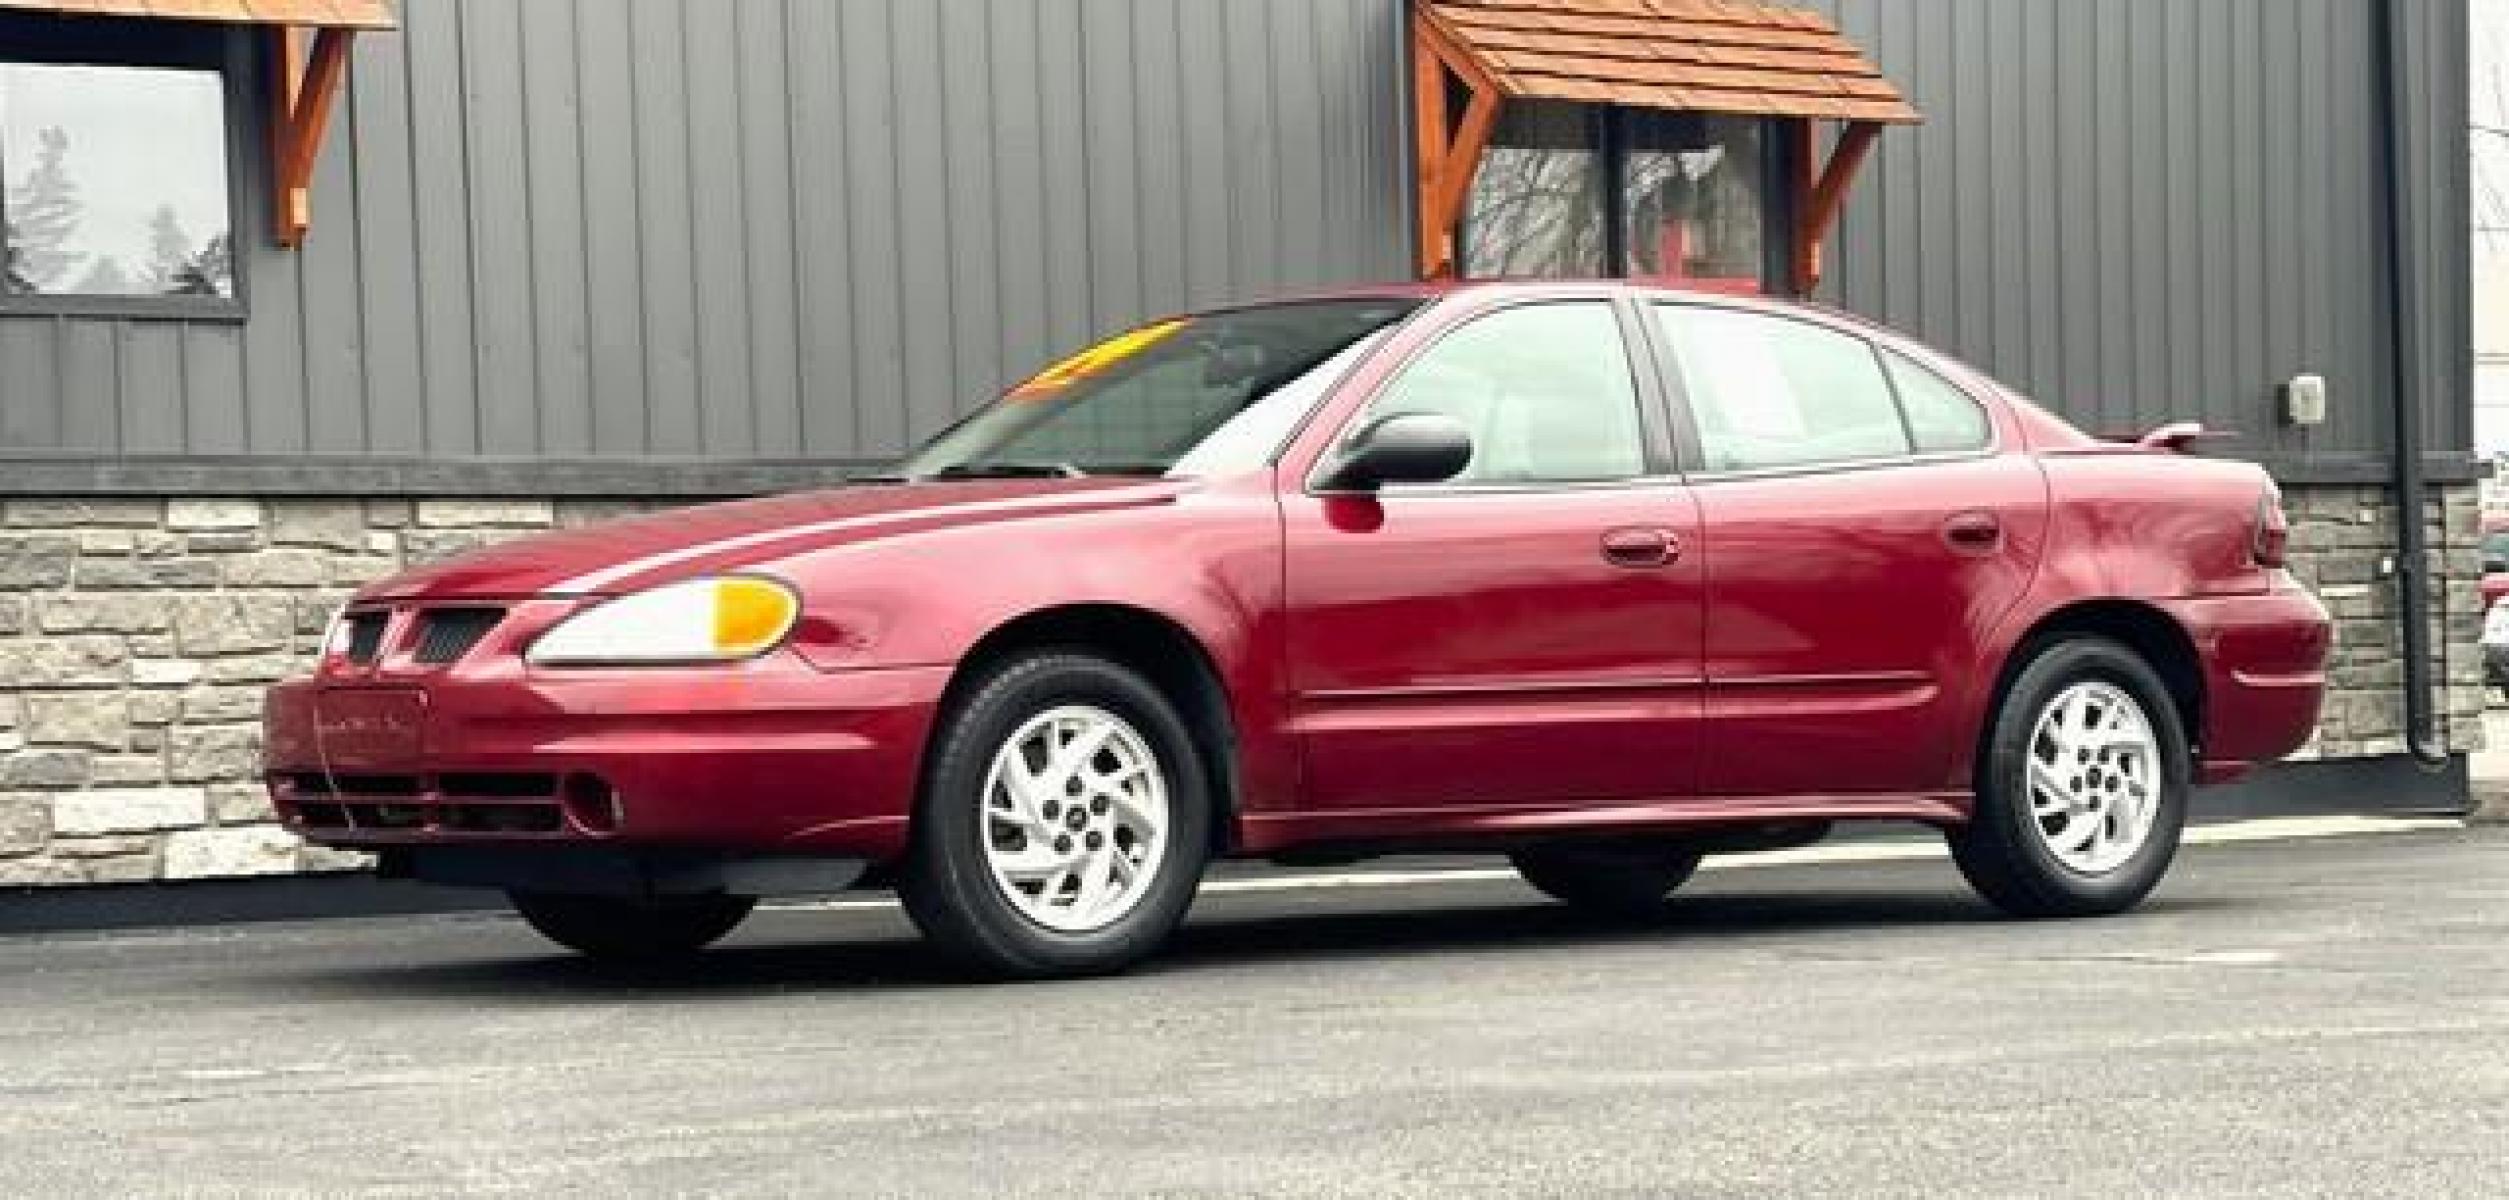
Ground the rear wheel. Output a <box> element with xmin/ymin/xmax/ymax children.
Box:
<box><xmin>1510</xmin><ymin>844</ymin><xmax>1703</xmax><ymax>918</ymax></box>
<box><xmin>898</xmin><ymin>651</ymin><xmax>1212</xmax><ymax>979</ymax></box>
<box><xmin>1951</xmin><ymin>636</ymin><xmax>2189</xmax><ymax>917</ymax></box>
<box><xmin>508</xmin><ymin>891</ymin><xmax>754</xmax><ymax>963</ymax></box>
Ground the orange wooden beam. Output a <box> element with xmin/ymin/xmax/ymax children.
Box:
<box><xmin>271</xmin><ymin>26</ymin><xmax>355</xmax><ymax>247</ymax></box>
<box><xmin>1791</xmin><ymin>119</ymin><xmax>1881</xmax><ymax>295</ymax></box>
<box><xmin>1411</xmin><ymin>19</ymin><xmax>1450</xmax><ymax>278</ymax></box>
<box><xmin>1410</xmin><ymin>11</ymin><xmax>1506</xmax><ymax>280</ymax></box>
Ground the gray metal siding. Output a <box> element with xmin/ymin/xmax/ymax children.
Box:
<box><xmin>0</xmin><ymin>0</ymin><xmax>1412</xmax><ymax>476</ymax></box>
<box><xmin>1811</xmin><ymin>0</ymin><xmax>2468</xmax><ymax>475</ymax></box>
<box><xmin>0</xmin><ymin>0</ymin><xmax>2470</xmax><ymax>489</ymax></box>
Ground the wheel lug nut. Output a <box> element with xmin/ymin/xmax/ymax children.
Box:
<box><xmin>1053</xmin><ymin>835</ymin><xmax>1073</xmax><ymax>854</ymax></box>
<box><xmin>1043</xmin><ymin>801</ymin><xmax>1060</xmax><ymax>819</ymax></box>
<box><xmin>1090</xmin><ymin>796</ymin><xmax>1110</xmax><ymax>815</ymax></box>
<box><xmin>1086</xmin><ymin>832</ymin><xmax>1104</xmax><ymax>850</ymax></box>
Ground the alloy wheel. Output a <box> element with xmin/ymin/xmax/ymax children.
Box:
<box><xmin>2024</xmin><ymin>680</ymin><xmax>2162</xmax><ymax>876</ymax></box>
<box><xmin>979</xmin><ymin>704</ymin><xmax>1171</xmax><ymax>933</ymax></box>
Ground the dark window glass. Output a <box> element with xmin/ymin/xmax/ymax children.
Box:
<box><xmin>1621</xmin><ymin>112</ymin><xmax>1767</xmax><ymax>284</ymax></box>
<box><xmin>1460</xmin><ymin>101</ymin><xmax>1605</xmax><ymax>278</ymax></box>
<box><xmin>1655</xmin><ymin>305</ymin><xmax>1911</xmax><ymax>472</ymax></box>
<box><xmin>1</xmin><ymin>62</ymin><xmax>232</xmax><ymax>300</ymax></box>
<box><xmin>1358</xmin><ymin>302</ymin><xmax>1647</xmax><ymax>485</ymax></box>
<box><xmin>898</xmin><ymin>300</ymin><xmax>1419</xmax><ymax>479</ymax></box>
<box><xmin>1884</xmin><ymin>350</ymin><xmax>1994</xmax><ymax>454</ymax></box>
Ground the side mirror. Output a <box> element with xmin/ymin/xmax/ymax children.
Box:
<box><xmin>1317</xmin><ymin>413</ymin><xmax>1473</xmax><ymax>492</ymax></box>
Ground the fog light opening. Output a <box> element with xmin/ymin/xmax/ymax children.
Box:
<box><xmin>561</xmin><ymin>773</ymin><xmax>623</xmax><ymax>835</ymax></box>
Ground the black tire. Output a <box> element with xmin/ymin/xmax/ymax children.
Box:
<box><xmin>1950</xmin><ymin>636</ymin><xmax>2190</xmax><ymax>918</ymax></box>
<box><xmin>1509</xmin><ymin>843</ymin><xmax>1703</xmax><ymax>918</ymax></box>
<box><xmin>508</xmin><ymin>891</ymin><xmax>755</xmax><ymax>963</ymax></box>
<box><xmin>898</xmin><ymin>650</ymin><xmax>1213</xmax><ymax>979</ymax></box>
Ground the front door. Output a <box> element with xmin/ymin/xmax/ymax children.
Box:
<box><xmin>1282</xmin><ymin>299</ymin><xmax>1705</xmax><ymax>812</ymax></box>
<box><xmin>1646</xmin><ymin>301</ymin><xmax>2046</xmax><ymax>797</ymax></box>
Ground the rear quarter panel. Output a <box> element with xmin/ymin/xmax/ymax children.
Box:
<box><xmin>2027</xmin><ymin>449</ymin><xmax>2279</xmax><ymax>601</ymax></box>
<box><xmin>1977</xmin><ymin>449</ymin><xmax>2326</xmax><ymax>773</ymax></box>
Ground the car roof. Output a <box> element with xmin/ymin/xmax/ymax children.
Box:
<box><xmin>1197</xmin><ymin>278</ymin><xmax>1840</xmax><ymax>318</ymax></box>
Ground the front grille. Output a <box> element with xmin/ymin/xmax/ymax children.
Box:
<box><xmin>342</xmin><ymin>612</ymin><xmax>389</xmax><ymax>664</ymax></box>
<box><xmin>413</xmin><ymin>607</ymin><xmax>506</xmax><ymax>664</ymax></box>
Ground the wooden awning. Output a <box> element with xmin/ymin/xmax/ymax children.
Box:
<box><xmin>1417</xmin><ymin>0</ymin><xmax>1917</xmax><ymax>124</ymax></box>
<box><xmin>0</xmin><ymin>1</ymin><xmax>393</xmax><ymax>29</ymax></box>
<box><xmin>1411</xmin><ymin>0</ymin><xmax>1915</xmax><ymax>291</ymax></box>
<box><xmin>0</xmin><ymin>1</ymin><xmax>396</xmax><ymax>247</ymax></box>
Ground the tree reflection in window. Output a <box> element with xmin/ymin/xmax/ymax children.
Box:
<box><xmin>1461</xmin><ymin>102</ymin><xmax>1605</xmax><ymax>278</ymax></box>
<box><xmin>1</xmin><ymin>63</ymin><xmax>232</xmax><ymax>300</ymax></box>
<box><xmin>1457</xmin><ymin>102</ymin><xmax>1772</xmax><ymax>290</ymax></box>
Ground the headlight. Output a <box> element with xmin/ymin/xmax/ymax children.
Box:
<box><xmin>527</xmin><ymin>576</ymin><xmax>801</xmax><ymax>666</ymax></box>
<box><xmin>2486</xmin><ymin>601</ymin><xmax>2509</xmax><ymax>647</ymax></box>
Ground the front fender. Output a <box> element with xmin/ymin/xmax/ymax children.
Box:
<box><xmin>763</xmin><ymin>475</ymin><xmax>1294</xmax><ymax>816</ymax></box>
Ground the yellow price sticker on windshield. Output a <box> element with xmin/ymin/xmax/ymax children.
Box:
<box><xmin>1008</xmin><ymin>319</ymin><xmax>1186</xmax><ymax>399</ymax></box>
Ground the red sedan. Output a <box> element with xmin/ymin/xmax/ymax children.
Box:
<box><xmin>263</xmin><ymin>282</ymin><xmax>2330</xmax><ymax>978</ymax></box>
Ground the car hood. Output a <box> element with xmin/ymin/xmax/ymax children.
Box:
<box><xmin>361</xmin><ymin>478</ymin><xmax>1190</xmax><ymax>601</ymax></box>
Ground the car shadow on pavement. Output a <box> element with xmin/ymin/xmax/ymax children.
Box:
<box><xmin>235</xmin><ymin>886</ymin><xmax>2242</xmax><ymax>1002</ymax></box>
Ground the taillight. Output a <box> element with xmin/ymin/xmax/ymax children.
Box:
<box><xmin>2252</xmin><ymin>486</ymin><xmax>2289</xmax><ymax>568</ymax></box>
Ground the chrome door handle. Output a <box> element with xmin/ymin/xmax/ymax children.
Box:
<box><xmin>1601</xmin><ymin>527</ymin><xmax>1680</xmax><ymax>569</ymax></box>
<box><xmin>1943</xmin><ymin>510</ymin><xmax>2003</xmax><ymax>554</ymax></box>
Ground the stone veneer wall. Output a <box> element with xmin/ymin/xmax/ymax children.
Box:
<box><xmin>2280</xmin><ymin>480</ymin><xmax>2488</xmax><ymax>760</ymax></box>
<box><xmin>0</xmin><ymin>497</ymin><xmax>668</xmax><ymax>886</ymax></box>
<box><xmin>0</xmin><ymin>481</ymin><xmax>2485</xmax><ymax>887</ymax></box>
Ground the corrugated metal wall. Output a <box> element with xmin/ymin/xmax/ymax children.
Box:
<box><xmin>0</xmin><ymin>0</ymin><xmax>2472</xmax><ymax>488</ymax></box>
<box><xmin>0</xmin><ymin>0</ymin><xmax>1411</xmax><ymax>474</ymax></box>
<box><xmin>1811</xmin><ymin>0</ymin><xmax>2470</xmax><ymax>476</ymax></box>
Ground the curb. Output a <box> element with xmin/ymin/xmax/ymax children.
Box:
<box><xmin>2470</xmin><ymin>779</ymin><xmax>2509</xmax><ymax>825</ymax></box>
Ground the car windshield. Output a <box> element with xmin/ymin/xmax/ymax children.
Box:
<box><xmin>894</xmin><ymin>299</ymin><xmax>1420</xmax><ymax>481</ymax></box>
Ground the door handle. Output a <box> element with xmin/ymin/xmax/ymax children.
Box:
<box><xmin>1943</xmin><ymin>510</ymin><xmax>2003</xmax><ymax>554</ymax></box>
<box><xmin>1601</xmin><ymin>527</ymin><xmax>1680</xmax><ymax>569</ymax></box>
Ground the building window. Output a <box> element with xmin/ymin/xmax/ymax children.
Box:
<box><xmin>2</xmin><ymin>61</ymin><xmax>235</xmax><ymax>304</ymax></box>
<box><xmin>1458</xmin><ymin>103</ymin><xmax>1780</xmax><ymax>290</ymax></box>
<box><xmin>1620</xmin><ymin>112</ymin><xmax>1767</xmax><ymax>287</ymax></box>
<box><xmin>1459</xmin><ymin>102</ymin><xmax>1606</xmax><ymax>279</ymax></box>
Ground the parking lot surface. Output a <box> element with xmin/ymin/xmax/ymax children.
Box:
<box><xmin>2</xmin><ymin>826</ymin><xmax>2504</xmax><ymax>1197</ymax></box>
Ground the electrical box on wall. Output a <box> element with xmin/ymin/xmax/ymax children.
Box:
<box><xmin>2282</xmin><ymin>374</ymin><xmax>2328</xmax><ymax>427</ymax></box>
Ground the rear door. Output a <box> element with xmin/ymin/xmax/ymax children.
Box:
<box><xmin>1644</xmin><ymin>302</ymin><xmax>2045</xmax><ymax>797</ymax></box>
<box><xmin>1281</xmin><ymin>297</ymin><xmax>1707</xmax><ymax>812</ymax></box>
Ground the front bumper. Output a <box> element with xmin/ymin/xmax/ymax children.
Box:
<box><xmin>263</xmin><ymin>638</ymin><xmax>950</xmax><ymax>861</ymax></box>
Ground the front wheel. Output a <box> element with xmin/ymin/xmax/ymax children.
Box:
<box><xmin>1950</xmin><ymin>636</ymin><xmax>2190</xmax><ymax>918</ymax></box>
<box><xmin>898</xmin><ymin>651</ymin><xmax>1213</xmax><ymax>979</ymax></box>
<box><xmin>508</xmin><ymin>891</ymin><xmax>755</xmax><ymax>963</ymax></box>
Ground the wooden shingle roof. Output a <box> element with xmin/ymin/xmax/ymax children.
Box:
<box><xmin>1419</xmin><ymin>0</ymin><xmax>1919</xmax><ymax>124</ymax></box>
<box><xmin>0</xmin><ymin>0</ymin><xmax>394</xmax><ymax>29</ymax></box>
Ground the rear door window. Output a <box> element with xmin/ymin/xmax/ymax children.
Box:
<box><xmin>1651</xmin><ymin>305</ymin><xmax>1910</xmax><ymax>473</ymax></box>
<box><xmin>1883</xmin><ymin>350</ymin><xmax>1994</xmax><ymax>454</ymax></box>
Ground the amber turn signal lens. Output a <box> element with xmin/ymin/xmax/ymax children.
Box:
<box><xmin>711</xmin><ymin>577</ymin><xmax>800</xmax><ymax>657</ymax></box>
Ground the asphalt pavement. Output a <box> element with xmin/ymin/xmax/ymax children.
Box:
<box><xmin>2</xmin><ymin>824</ymin><xmax>2504</xmax><ymax>1197</ymax></box>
